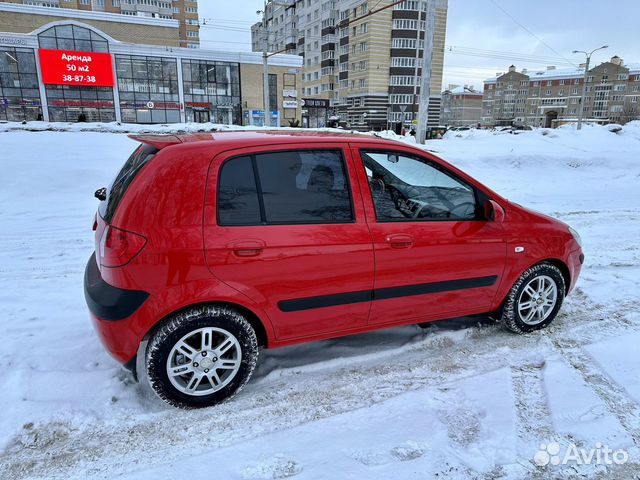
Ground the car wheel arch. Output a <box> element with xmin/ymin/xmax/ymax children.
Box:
<box><xmin>494</xmin><ymin>257</ymin><xmax>571</xmax><ymax>311</ymax></box>
<box><xmin>142</xmin><ymin>300</ymin><xmax>272</xmax><ymax>349</ymax></box>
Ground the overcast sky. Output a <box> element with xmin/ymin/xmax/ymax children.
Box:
<box><xmin>199</xmin><ymin>0</ymin><xmax>640</xmax><ymax>90</ymax></box>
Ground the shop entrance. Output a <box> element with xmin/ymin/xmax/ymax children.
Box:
<box><xmin>194</xmin><ymin>109</ymin><xmax>210</xmax><ymax>123</ymax></box>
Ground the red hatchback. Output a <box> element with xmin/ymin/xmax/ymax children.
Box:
<box><xmin>85</xmin><ymin>131</ymin><xmax>583</xmax><ymax>408</ymax></box>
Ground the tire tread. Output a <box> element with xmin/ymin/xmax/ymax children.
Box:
<box><xmin>145</xmin><ymin>304</ymin><xmax>259</xmax><ymax>409</ymax></box>
<box><xmin>500</xmin><ymin>262</ymin><xmax>566</xmax><ymax>334</ymax></box>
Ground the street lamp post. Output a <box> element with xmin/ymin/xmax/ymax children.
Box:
<box><xmin>573</xmin><ymin>45</ymin><xmax>608</xmax><ymax>130</ymax></box>
<box><xmin>259</xmin><ymin>2</ymin><xmax>271</xmax><ymax>127</ymax></box>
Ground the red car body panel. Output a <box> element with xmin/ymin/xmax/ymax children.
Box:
<box><xmin>203</xmin><ymin>142</ymin><xmax>375</xmax><ymax>341</ymax></box>
<box><xmin>86</xmin><ymin>131</ymin><xmax>582</xmax><ymax>365</ymax></box>
<box><xmin>349</xmin><ymin>143</ymin><xmax>508</xmax><ymax>326</ymax></box>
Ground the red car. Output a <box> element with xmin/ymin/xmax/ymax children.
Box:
<box><xmin>85</xmin><ymin>131</ymin><xmax>583</xmax><ymax>408</ymax></box>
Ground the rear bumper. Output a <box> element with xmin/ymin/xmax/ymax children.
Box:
<box><xmin>84</xmin><ymin>252</ymin><xmax>149</xmax><ymax>321</ymax></box>
<box><xmin>84</xmin><ymin>253</ymin><xmax>149</xmax><ymax>364</ymax></box>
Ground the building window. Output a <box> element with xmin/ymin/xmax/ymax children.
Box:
<box><xmin>0</xmin><ymin>47</ymin><xmax>42</xmax><ymax>121</ymax></box>
<box><xmin>38</xmin><ymin>24</ymin><xmax>108</xmax><ymax>52</ymax></box>
<box><xmin>391</xmin><ymin>38</ymin><xmax>423</xmax><ymax>49</ymax></box>
<box><xmin>394</xmin><ymin>0</ymin><xmax>419</xmax><ymax>10</ymax></box>
<box><xmin>390</xmin><ymin>76</ymin><xmax>415</xmax><ymax>86</ymax></box>
<box><xmin>115</xmin><ymin>55</ymin><xmax>181</xmax><ymax>124</ymax></box>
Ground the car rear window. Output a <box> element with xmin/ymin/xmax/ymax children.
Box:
<box><xmin>99</xmin><ymin>143</ymin><xmax>158</xmax><ymax>223</ymax></box>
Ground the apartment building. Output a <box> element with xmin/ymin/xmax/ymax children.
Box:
<box><xmin>252</xmin><ymin>0</ymin><xmax>448</xmax><ymax>130</ymax></box>
<box><xmin>0</xmin><ymin>0</ymin><xmax>199</xmax><ymax>47</ymax></box>
<box><xmin>440</xmin><ymin>84</ymin><xmax>481</xmax><ymax>127</ymax></box>
<box><xmin>482</xmin><ymin>56</ymin><xmax>640</xmax><ymax>128</ymax></box>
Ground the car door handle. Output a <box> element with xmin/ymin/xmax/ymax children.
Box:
<box><xmin>229</xmin><ymin>240</ymin><xmax>265</xmax><ymax>257</ymax></box>
<box><xmin>386</xmin><ymin>234</ymin><xmax>414</xmax><ymax>248</ymax></box>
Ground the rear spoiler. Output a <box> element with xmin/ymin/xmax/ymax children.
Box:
<box><xmin>127</xmin><ymin>134</ymin><xmax>183</xmax><ymax>150</ymax></box>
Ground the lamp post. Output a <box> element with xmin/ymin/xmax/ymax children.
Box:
<box><xmin>573</xmin><ymin>45</ymin><xmax>608</xmax><ymax>130</ymax></box>
<box><xmin>257</xmin><ymin>2</ymin><xmax>271</xmax><ymax>127</ymax></box>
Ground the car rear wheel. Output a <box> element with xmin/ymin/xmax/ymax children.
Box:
<box><xmin>500</xmin><ymin>262</ymin><xmax>565</xmax><ymax>334</ymax></box>
<box><xmin>145</xmin><ymin>305</ymin><xmax>259</xmax><ymax>408</ymax></box>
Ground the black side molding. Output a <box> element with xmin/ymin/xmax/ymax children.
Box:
<box><xmin>278</xmin><ymin>275</ymin><xmax>498</xmax><ymax>312</ymax></box>
<box><xmin>373</xmin><ymin>276</ymin><xmax>498</xmax><ymax>301</ymax></box>
<box><xmin>84</xmin><ymin>253</ymin><xmax>149</xmax><ymax>321</ymax></box>
<box><xmin>279</xmin><ymin>290</ymin><xmax>372</xmax><ymax>312</ymax></box>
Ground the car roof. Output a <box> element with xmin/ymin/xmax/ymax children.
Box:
<box><xmin>129</xmin><ymin>130</ymin><xmax>405</xmax><ymax>151</ymax></box>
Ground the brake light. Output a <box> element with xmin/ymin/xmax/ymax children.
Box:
<box><xmin>99</xmin><ymin>225</ymin><xmax>147</xmax><ymax>268</ymax></box>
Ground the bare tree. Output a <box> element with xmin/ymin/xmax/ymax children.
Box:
<box><xmin>619</xmin><ymin>104</ymin><xmax>640</xmax><ymax>125</ymax></box>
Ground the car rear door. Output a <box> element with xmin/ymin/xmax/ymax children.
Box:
<box><xmin>351</xmin><ymin>143</ymin><xmax>507</xmax><ymax>327</ymax></box>
<box><xmin>204</xmin><ymin>143</ymin><xmax>374</xmax><ymax>342</ymax></box>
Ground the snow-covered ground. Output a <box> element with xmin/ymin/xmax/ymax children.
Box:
<box><xmin>0</xmin><ymin>122</ymin><xmax>639</xmax><ymax>479</ymax></box>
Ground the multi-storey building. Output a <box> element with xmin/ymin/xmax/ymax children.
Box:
<box><xmin>252</xmin><ymin>0</ymin><xmax>447</xmax><ymax>130</ymax></box>
<box><xmin>440</xmin><ymin>84</ymin><xmax>482</xmax><ymax>127</ymax></box>
<box><xmin>0</xmin><ymin>0</ymin><xmax>199</xmax><ymax>48</ymax></box>
<box><xmin>482</xmin><ymin>56</ymin><xmax>640</xmax><ymax>128</ymax></box>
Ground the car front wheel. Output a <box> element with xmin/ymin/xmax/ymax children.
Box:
<box><xmin>500</xmin><ymin>262</ymin><xmax>566</xmax><ymax>333</ymax></box>
<box><xmin>145</xmin><ymin>305</ymin><xmax>259</xmax><ymax>408</ymax></box>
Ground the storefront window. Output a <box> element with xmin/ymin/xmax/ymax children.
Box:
<box><xmin>268</xmin><ymin>73</ymin><xmax>278</xmax><ymax>112</ymax></box>
<box><xmin>182</xmin><ymin>59</ymin><xmax>241</xmax><ymax>124</ymax></box>
<box><xmin>116</xmin><ymin>55</ymin><xmax>180</xmax><ymax>123</ymax></box>
<box><xmin>38</xmin><ymin>25</ymin><xmax>115</xmax><ymax>122</ymax></box>
<box><xmin>0</xmin><ymin>48</ymin><xmax>42</xmax><ymax>121</ymax></box>
<box><xmin>38</xmin><ymin>25</ymin><xmax>109</xmax><ymax>53</ymax></box>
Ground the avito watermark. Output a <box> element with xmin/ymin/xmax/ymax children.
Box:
<box><xmin>534</xmin><ymin>441</ymin><xmax>629</xmax><ymax>467</ymax></box>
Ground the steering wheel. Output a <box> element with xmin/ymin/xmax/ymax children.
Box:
<box><xmin>387</xmin><ymin>185</ymin><xmax>407</xmax><ymax>211</ymax></box>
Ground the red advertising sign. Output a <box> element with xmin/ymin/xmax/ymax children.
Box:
<box><xmin>38</xmin><ymin>49</ymin><xmax>114</xmax><ymax>87</ymax></box>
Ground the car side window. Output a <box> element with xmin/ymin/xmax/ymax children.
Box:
<box><xmin>361</xmin><ymin>150</ymin><xmax>478</xmax><ymax>221</ymax></box>
<box><xmin>217</xmin><ymin>155</ymin><xmax>262</xmax><ymax>225</ymax></box>
<box><xmin>217</xmin><ymin>150</ymin><xmax>354</xmax><ymax>225</ymax></box>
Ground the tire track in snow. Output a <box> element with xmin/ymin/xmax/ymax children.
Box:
<box><xmin>510</xmin><ymin>362</ymin><xmax>556</xmax><ymax>450</ymax></box>
<box><xmin>2</xmin><ymin>300</ymin><xmax>639</xmax><ymax>480</ymax></box>
<box><xmin>550</xmin><ymin>338</ymin><xmax>640</xmax><ymax>448</ymax></box>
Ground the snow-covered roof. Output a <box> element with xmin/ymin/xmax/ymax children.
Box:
<box><xmin>445</xmin><ymin>86</ymin><xmax>482</xmax><ymax>95</ymax></box>
<box><xmin>484</xmin><ymin>62</ymin><xmax>640</xmax><ymax>84</ymax></box>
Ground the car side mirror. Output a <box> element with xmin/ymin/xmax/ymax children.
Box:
<box><xmin>485</xmin><ymin>199</ymin><xmax>505</xmax><ymax>223</ymax></box>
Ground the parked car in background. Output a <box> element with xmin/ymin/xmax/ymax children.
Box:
<box><xmin>85</xmin><ymin>131</ymin><xmax>583</xmax><ymax>408</ymax></box>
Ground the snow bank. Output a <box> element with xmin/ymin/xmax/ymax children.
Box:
<box><xmin>0</xmin><ymin>120</ymin><xmax>364</xmax><ymax>136</ymax></box>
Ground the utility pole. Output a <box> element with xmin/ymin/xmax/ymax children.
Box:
<box><xmin>573</xmin><ymin>45</ymin><xmax>608</xmax><ymax>130</ymax></box>
<box><xmin>416</xmin><ymin>0</ymin><xmax>436</xmax><ymax>144</ymax></box>
<box><xmin>261</xmin><ymin>0</ymin><xmax>271</xmax><ymax>127</ymax></box>
<box><xmin>409</xmin><ymin>2</ymin><xmax>423</xmax><ymax>131</ymax></box>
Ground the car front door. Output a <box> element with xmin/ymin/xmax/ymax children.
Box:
<box><xmin>204</xmin><ymin>144</ymin><xmax>374</xmax><ymax>342</ymax></box>
<box><xmin>351</xmin><ymin>144</ymin><xmax>507</xmax><ymax>327</ymax></box>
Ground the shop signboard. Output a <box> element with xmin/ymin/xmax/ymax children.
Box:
<box><xmin>38</xmin><ymin>49</ymin><xmax>115</xmax><ymax>87</ymax></box>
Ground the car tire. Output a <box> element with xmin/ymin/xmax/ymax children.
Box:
<box><xmin>145</xmin><ymin>305</ymin><xmax>259</xmax><ymax>409</ymax></box>
<box><xmin>500</xmin><ymin>262</ymin><xmax>566</xmax><ymax>334</ymax></box>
